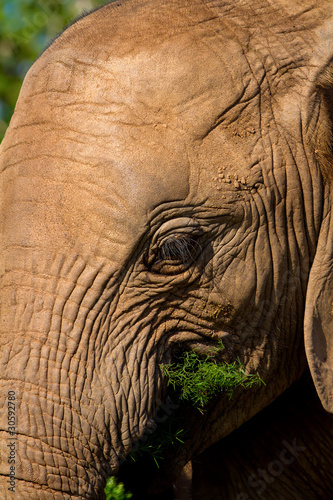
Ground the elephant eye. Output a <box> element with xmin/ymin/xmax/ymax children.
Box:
<box><xmin>148</xmin><ymin>235</ymin><xmax>201</xmax><ymax>275</ymax></box>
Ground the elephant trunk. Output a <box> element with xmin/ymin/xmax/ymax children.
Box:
<box><xmin>0</xmin><ymin>249</ymin><xmax>125</xmax><ymax>498</ymax></box>
<box><xmin>0</xmin><ymin>428</ymin><xmax>104</xmax><ymax>499</ymax></box>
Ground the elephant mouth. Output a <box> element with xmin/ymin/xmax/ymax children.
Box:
<box><xmin>117</xmin><ymin>398</ymin><xmax>194</xmax><ymax>499</ymax></box>
<box><xmin>115</xmin><ymin>328</ymin><xmax>249</xmax><ymax>498</ymax></box>
<box><xmin>116</xmin><ymin>333</ymin><xmax>242</xmax><ymax>498</ymax></box>
<box><xmin>164</xmin><ymin>328</ymin><xmax>240</xmax><ymax>377</ymax></box>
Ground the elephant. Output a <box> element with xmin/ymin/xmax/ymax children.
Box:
<box><xmin>1</xmin><ymin>0</ymin><xmax>333</xmax><ymax>498</ymax></box>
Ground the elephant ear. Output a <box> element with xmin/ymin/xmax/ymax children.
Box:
<box><xmin>304</xmin><ymin>213</ymin><xmax>333</xmax><ymax>413</ymax></box>
<box><xmin>304</xmin><ymin>64</ymin><xmax>333</xmax><ymax>413</ymax></box>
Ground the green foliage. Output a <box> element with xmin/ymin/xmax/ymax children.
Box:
<box><xmin>104</xmin><ymin>477</ymin><xmax>132</xmax><ymax>500</ymax></box>
<box><xmin>162</xmin><ymin>342</ymin><xmax>265</xmax><ymax>412</ymax></box>
<box><xmin>0</xmin><ymin>0</ymin><xmax>105</xmax><ymax>141</ymax></box>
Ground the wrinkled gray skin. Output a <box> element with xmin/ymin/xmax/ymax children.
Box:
<box><xmin>1</xmin><ymin>0</ymin><xmax>333</xmax><ymax>498</ymax></box>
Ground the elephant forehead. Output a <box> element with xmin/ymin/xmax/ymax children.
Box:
<box><xmin>19</xmin><ymin>31</ymin><xmax>260</xmax><ymax>193</ymax></box>
<box><xmin>7</xmin><ymin>50</ymin><xmax>193</xmax><ymax>211</ymax></box>
<box><xmin>99</xmin><ymin>36</ymin><xmax>254</xmax><ymax>136</ymax></box>
<box><xmin>27</xmin><ymin>29</ymin><xmax>255</xmax><ymax>133</ymax></box>
<box><xmin>94</xmin><ymin>36</ymin><xmax>262</xmax><ymax>199</ymax></box>
<box><xmin>2</xmin><ymin>26</ymin><xmax>263</xmax><ymax>260</ymax></box>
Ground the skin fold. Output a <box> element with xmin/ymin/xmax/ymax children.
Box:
<box><xmin>0</xmin><ymin>0</ymin><xmax>333</xmax><ymax>498</ymax></box>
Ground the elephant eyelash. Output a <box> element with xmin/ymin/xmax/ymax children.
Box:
<box><xmin>159</xmin><ymin>235</ymin><xmax>200</xmax><ymax>261</ymax></box>
<box><xmin>148</xmin><ymin>235</ymin><xmax>202</xmax><ymax>275</ymax></box>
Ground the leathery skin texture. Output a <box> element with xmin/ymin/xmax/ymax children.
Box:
<box><xmin>0</xmin><ymin>0</ymin><xmax>333</xmax><ymax>498</ymax></box>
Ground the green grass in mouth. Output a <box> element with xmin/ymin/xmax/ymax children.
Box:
<box><xmin>161</xmin><ymin>341</ymin><xmax>265</xmax><ymax>412</ymax></box>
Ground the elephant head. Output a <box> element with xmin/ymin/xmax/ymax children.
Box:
<box><xmin>1</xmin><ymin>0</ymin><xmax>333</xmax><ymax>498</ymax></box>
